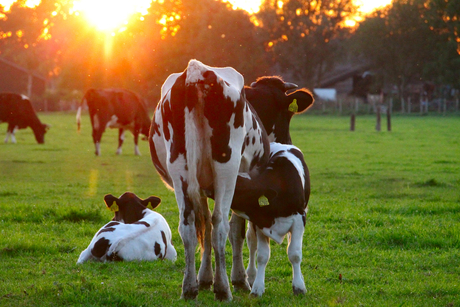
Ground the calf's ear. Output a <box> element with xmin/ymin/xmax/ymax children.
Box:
<box><xmin>104</xmin><ymin>194</ymin><xmax>119</xmax><ymax>212</ymax></box>
<box><xmin>143</xmin><ymin>196</ymin><xmax>161</xmax><ymax>210</ymax></box>
<box><xmin>286</xmin><ymin>89</ymin><xmax>314</xmax><ymax>114</ymax></box>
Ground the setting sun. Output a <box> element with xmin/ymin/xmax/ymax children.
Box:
<box><xmin>71</xmin><ymin>0</ymin><xmax>151</xmax><ymax>32</ymax></box>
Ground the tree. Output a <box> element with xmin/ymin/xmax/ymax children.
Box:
<box><xmin>255</xmin><ymin>0</ymin><xmax>358</xmax><ymax>87</ymax></box>
<box><xmin>353</xmin><ymin>0</ymin><xmax>440</xmax><ymax>111</ymax></box>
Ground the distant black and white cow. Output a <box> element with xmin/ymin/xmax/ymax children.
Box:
<box><xmin>149</xmin><ymin>60</ymin><xmax>271</xmax><ymax>300</ymax></box>
<box><xmin>0</xmin><ymin>93</ymin><xmax>49</xmax><ymax>144</ymax></box>
<box><xmin>77</xmin><ymin>192</ymin><xmax>176</xmax><ymax>263</ymax></box>
<box><xmin>231</xmin><ymin>142</ymin><xmax>310</xmax><ymax>296</ymax></box>
<box><xmin>76</xmin><ymin>88</ymin><xmax>151</xmax><ymax>156</ymax></box>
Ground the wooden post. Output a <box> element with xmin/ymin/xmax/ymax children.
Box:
<box><xmin>376</xmin><ymin>105</ymin><xmax>381</xmax><ymax>131</ymax></box>
<box><xmin>350</xmin><ymin>113</ymin><xmax>355</xmax><ymax>131</ymax></box>
<box><xmin>408</xmin><ymin>97</ymin><xmax>411</xmax><ymax>114</ymax></box>
<box><xmin>355</xmin><ymin>98</ymin><xmax>359</xmax><ymax>113</ymax></box>
<box><xmin>338</xmin><ymin>99</ymin><xmax>342</xmax><ymax>115</ymax></box>
<box><xmin>387</xmin><ymin>106</ymin><xmax>391</xmax><ymax>131</ymax></box>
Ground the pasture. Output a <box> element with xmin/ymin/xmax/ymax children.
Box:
<box><xmin>0</xmin><ymin>112</ymin><xmax>459</xmax><ymax>306</ymax></box>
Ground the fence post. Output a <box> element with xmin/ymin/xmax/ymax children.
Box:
<box><xmin>350</xmin><ymin>113</ymin><xmax>355</xmax><ymax>131</ymax></box>
<box><xmin>408</xmin><ymin>97</ymin><xmax>411</xmax><ymax>114</ymax></box>
<box><xmin>376</xmin><ymin>105</ymin><xmax>381</xmax><ymax>131</ymax></box>
<box><xmin>387</xmin><ymin>106</ymin><xmax>391</xmax><ymax>131</ymax></box>
<box><xmin>338</xmin><ymin>99</ymin><xmax>342</xmax><ymax>115</ymax></box>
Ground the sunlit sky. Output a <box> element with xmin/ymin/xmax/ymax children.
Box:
<box><xmin>1</xmin><ymin>0</ymin><xmax>393</xmax><ymax>32</ymax></box>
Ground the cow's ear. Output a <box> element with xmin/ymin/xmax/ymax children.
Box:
<box><xmin>286</xmin><ymin>89</ymin><xmax>314</xmax><ymax>114</ymax></box>
<box><xmin>104</xmin><ymin>194</ymin><xmax>119</xmax><ymax>212</ymax></box>
<box><xmin>143</xmin><ymin>196</ymin><xmax>161</xmax><ymax>210</ymax></box>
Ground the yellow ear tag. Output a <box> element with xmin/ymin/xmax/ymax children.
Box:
<box><xmin>109</xmin><ymin>203</ymin><xmax>119</xmax><ymax>212</ymax></box>
<box><xmin>288</xmin><ymin>99</ymin><xmax>298</xmax><ymax>113</ymax></box>
<box><xmin>258</xmin><ymin>195</ymin><xmax>269</xmax><ymax>207</ymax></box>
<box><xmin>146</xmin><ymin>203</ymin><xmax>154</xmax><ymax>210</ymax></box>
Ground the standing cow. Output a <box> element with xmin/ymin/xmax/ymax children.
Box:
<box><xmin>149</xmin><ymin>60</ymin><xmax>315</xmax><ymax>300</ymax></box>
<box><xmin>149</xmin><ymin>60</ymin><xmax>270</xmax><ymax>300</ymax></box>
<box><xmin>0</xmin><ymin>93</ymin><xmax>49</xmax><ymax>144</ymax></box>
<box><xmin>76</xmin><ymin>88</ymin><xmax>151</xmax><ymax>156</ymax></box>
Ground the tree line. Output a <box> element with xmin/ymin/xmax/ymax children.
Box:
<box><xmin>0</xmin><ymin>0</ymin><xmax>459</xmax><ymax>108</ymax></box>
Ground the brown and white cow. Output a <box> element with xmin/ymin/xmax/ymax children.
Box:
<box><xmin>0</xmin><ymin>93</ymin><xmax>49</xmax><ymax>144</ymax></box>
<box><xmin>149</xmin><ymin>60</ymin><xmax>271</xmax><ymax>300</ymax></box>
<box><xmin>76</xmin><ymin>88</ymin><xmax>151</xmax><ymax>156</ymax></box>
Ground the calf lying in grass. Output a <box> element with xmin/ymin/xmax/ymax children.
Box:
<box><xmin>231</xmin><ymin>142</ymin><xmax>310</xmax><ymax>296</ymax></box>
<box><xmin>77</xmin><ymin>192</ymin><xmax>176</xmax><ymax>263</ymax></box>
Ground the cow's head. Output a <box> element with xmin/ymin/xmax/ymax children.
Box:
<box><xmin>33</xmin><ymin>123</ymin><xmax>50</xmax><ymax>144</ymax></box>
<box><xmin>245</xmin><ymin>77</ymin><xmax>314</xmax><ymax>144</ymax></box>
<box><xmin>103</xmin><ymin>192</ymin><xmax>161</xmax><ymax>224</ymax></box>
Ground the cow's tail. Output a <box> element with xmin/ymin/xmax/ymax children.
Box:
<box><xmin>184</xmin><ymin>64</ymin><xmax>210</xmax><ymax>251</ymax></box>
<box><xmin>76</xmin><ymin>97</ymin><xmax>85</xmax><ymax>133</ymax></box>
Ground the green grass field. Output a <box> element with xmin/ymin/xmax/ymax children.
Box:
<box><xmin>1</xmin><ymin>112</ymin><xmax>459</xmax><ymax>306</ymax></box>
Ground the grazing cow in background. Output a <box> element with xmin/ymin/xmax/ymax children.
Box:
<box><xmin>76</xmin><ymin>88</ymin><xmax>151</xmax><ymax>156</ymax></box>
<box><xmin>227</xmin><ymin>76</ymin><xmax>314</xmax><ymax>293</ymax></box>
<box><xmin>149</xmin><ymin>60</ymin><xmax>271</xmax><ymax>300</ymax></box>
<box><xmin>0</xmin><ymin>93</ymin><xmax>49</xmax><ymax>144</ymax></box>
<box><xmin>231</xmin><ymin>142</ymin><xmax>310</xmax><ymax>296</ymax></box>
<box><xmin>77</xmin><ymin>192</ymin><xmax>176</xmax><ymax>263</ymax></box>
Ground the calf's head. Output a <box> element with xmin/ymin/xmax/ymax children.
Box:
<box><xmin>104</xmin><ymin>192</ymin><xmax>161</xmax><ymax>223</ymax></box>
<box><xmin>245</xmin><ymin>76</ymin><xmax>314</xmax><ymax>144</ymax></box>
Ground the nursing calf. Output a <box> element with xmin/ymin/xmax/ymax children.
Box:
<box><xmin>77</xmin><ymin>192</ymin><xmax>176</xmax><ymax>263</ymax></box>
<box><xmin>232</xmin><ymin>143</ymin><xmax>310</xmax><ymax>296</ymax></box>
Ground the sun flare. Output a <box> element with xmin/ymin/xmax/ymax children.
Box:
<box><xmin>71</xmin><ymin>0</ymin><xmax>151</xmax><ymax>32</ymax></box>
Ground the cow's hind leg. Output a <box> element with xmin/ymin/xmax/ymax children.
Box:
<box><xmin>246</xmin><ymin>221</ymin><xmax>257</xmax><ymax>287</ymax></box>
<box><xmin>171</xmin><ymin>176</ymin><xmax>200</xmax><ymax>299</ymax></box>
<box><xmin>212</xmin><ymin>169</ymin><xmax>238</xmax><ymax>301</ymax></box>
<box><xmin>288</xmin><ymin>216</ymin><xmax>307</xmax><ymax>295</ymax></box>
<box><xmin>198</xmin><ymin>194</ymin><xmax>213</xmax><ymax>290</ymax></box>
<box><xmin>250</xmin><ymin>229</ymin><xmax>270</xmax><ymax>297</ymax></box>
<box><xmin>116</xmin><ymin>128</ymin><xmax>124</xmax><ymax>155</ymax></box>
<box><xmin>230</xmin><ymin>213</ymin><xmax>250</xmax><ymax>291</ymax></box>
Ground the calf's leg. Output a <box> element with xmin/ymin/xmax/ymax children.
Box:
<box><xmin>246</xmin><ymin>222</ymin><xmax>257</xmax><ymax>287</ymax></box>
<box><xmin>229</xmin><ymin>213</ymin><xmax>250</xmax><ymax>291</ymax></box>
<box><xmin>250</xmin><ymin>229</ymin><xmax>270</xmax><ymax>297</ymax></box>
<box><xmin>288</xmin><ymin>216</ymin><xmax>307</xmax><ymax>295</ymax></box>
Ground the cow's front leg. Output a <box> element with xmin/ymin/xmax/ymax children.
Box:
<box><xmin>288</xmin><ymin>216</ymin><xmax>307</xmax><ymax>295</ymax></box>
<box><xmin>198</xmin><ymin>196</ymin><xmax>213</xmax><ymax>290</ymax></box>
<box><xmin>116</xmin><ymin>129</ymin><xmax>124</xmax><ymax>155</ymax></box>
<box><xmin>229</xmin><ymin>213</ymin><xmax>250</xmax><ymax>291</ymax></box>
<box><xmin>246</xmin><ymin>221</ymin><xmax>257</xmax><ymax>287</ymax></box>
<box><xmin>250</xmin><ymin>229</ymin><xmax>270</xmax><ymax>297</ymax></box>
<box><xmin>133</xmin><ymin>130</ymin><xmax>141</xmax><ymax>156</ymax></box>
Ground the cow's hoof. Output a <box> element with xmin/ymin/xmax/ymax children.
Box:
<box><xmin>232</xmin><ymin>280</ymin><xmax>251</xmax><ymax>292</ymax></box>
<box><xmin>214</xmin><ymin>289</ymin><xmax>232</xmax><ymax>301</ymax></box>
<box><xmin>293</xmin><ymin>286</ymin><xmax>306</xmax><ymax>296</ymax></box>
<box><xmin>198</xmin><ymin>280</ymin><xmax>213</xmax><ymax>290</ymax></box>
<box><xmin>181</xmin><ymin>288</ymin><xmax>198</xmax><ymax>300</ymax></box>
